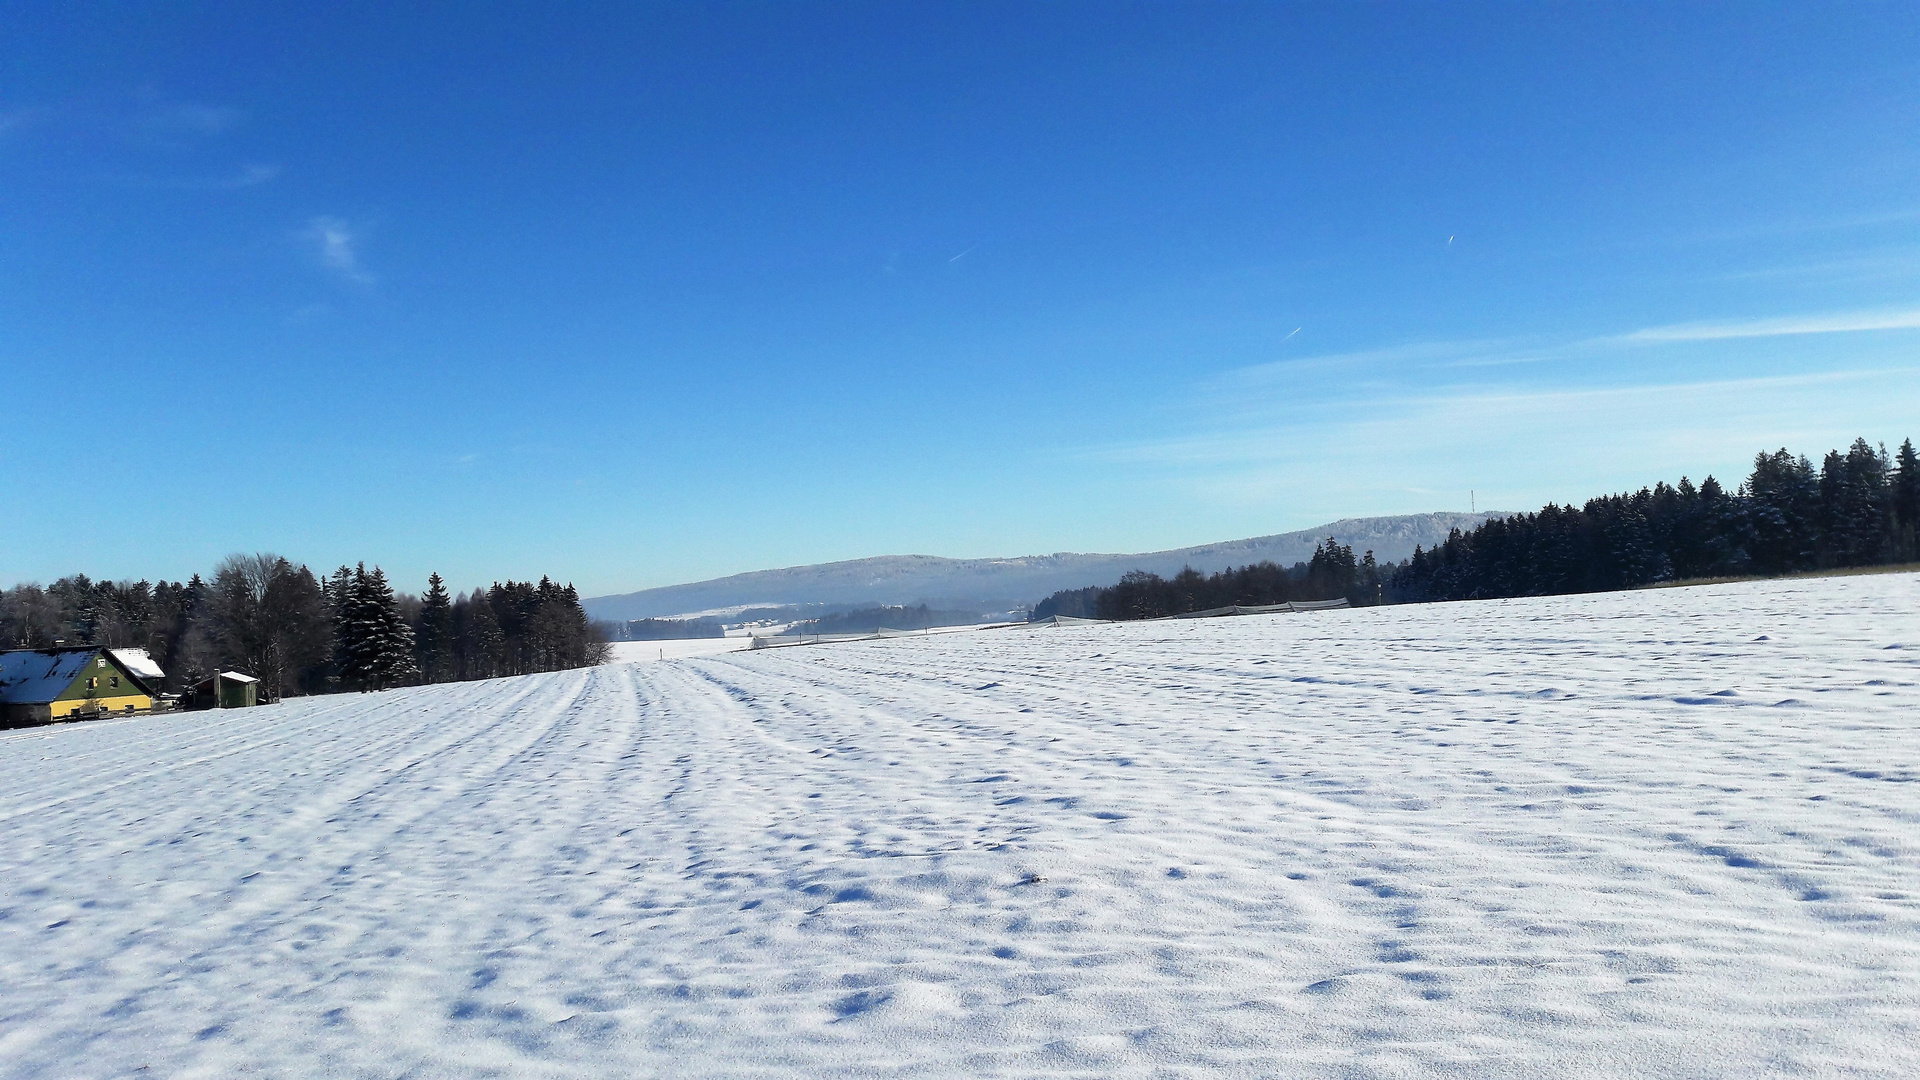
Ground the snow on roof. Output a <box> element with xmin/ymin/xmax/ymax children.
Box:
<box><xmin>0</xmin><ymin>648</ymin><xmax>104</xmax><ymax>705</ymax></box>
<box><xmin>219</xmin><ymin>671</ymin><xmax>260</xmax><ymax>684</ymax></box>
<box><xmin>110</xmin><ymin>648</ymin><xmax>166</xmax><ymax>683</ymax></box>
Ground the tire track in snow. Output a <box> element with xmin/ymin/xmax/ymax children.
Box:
<box><xmin>0</xmin><ymin>677</ymin><xmax>553</xmax><ymax>826</ymax></box>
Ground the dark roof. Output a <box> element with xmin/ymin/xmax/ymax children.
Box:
<box><xmin>0</xmin><ymin>647</ymin><xmax>107</xmax><ymax>705</ymax></box>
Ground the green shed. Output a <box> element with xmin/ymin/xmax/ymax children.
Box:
<box><xmin>191</xmin><ymin>671</ymin><xmax>260</xmax><ymax>709</ymax></box>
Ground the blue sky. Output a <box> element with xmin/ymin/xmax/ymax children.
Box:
<box><xmin>4</xmin><ymin>3</ymin><xmax>1917</xmax><ymax>597</ymax></box>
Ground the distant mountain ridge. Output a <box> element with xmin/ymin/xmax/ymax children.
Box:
<box><xmin>583</xmin><ymin>512</ymin><xmax>1508</xmax><ymax>622</ymax></box>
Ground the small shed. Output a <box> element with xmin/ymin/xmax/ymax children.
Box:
<box><xmin>190</xmin><ymin>671</ymin><xmax>260</xmax><ymax>710</ymax></box>
<box><xmin>0</xmin><ymin>647</ymin><xmax>159</xmax><ymax>728</ymax></box>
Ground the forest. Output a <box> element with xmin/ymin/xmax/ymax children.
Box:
<box><xmin>1036</xmin><ymin>436</ymin><xmax>1919</xmax><ymax>620</ymax></box>
<box><xmin>1032</xmin><ymin>539</ymin><xmax>1381</xmax><ymax>621</ymax></box>
<box><xmin>0</xmin><ymin>556</ymin><xmax>608</xmax><ymax>702</ymax></box>
<box><xmin>614</xmin><ymin>617</ymin><xmax>728</xmax><ymax>640</ymax></box>
<box><xmin>1391</xmin><ymin>437</ymin><xmax>1917</xmax><ymax>602</ymax></box>
<box><xmin>785</xmin><ymin>604</ymin><xmax>993</xmax><ymax>636</ymax></box>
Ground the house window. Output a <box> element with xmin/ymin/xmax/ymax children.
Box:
<box><xmin>110</xmin><ymin>676</ymin><xmax>120</xmax><ymax>689</ymax></box>
<box><xmin>86</xmin><ymin>677</ymin><xmax>98</xmax><ymax>689</ymax></box>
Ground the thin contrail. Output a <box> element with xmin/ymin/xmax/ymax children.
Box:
<box><xmin>1284</xmin><ymin>327</ymin><xmax>1301</xmax><ymax>340</ymax></box>
<box><xmin>949</xmin><ymin>246</ymin><xmax>976</xmax><ymax>263</ymax></box>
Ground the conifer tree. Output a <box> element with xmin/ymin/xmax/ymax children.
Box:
<box><xmin>1357</xmin><ymin>550</ymin><xmax>1381</xmax><ymax>606</ymax></box>
<box><xmin>1306</xmin><ymin>538</ymin><xmax>1358</xmax><ymax>600</ymax></box>
<box><xmin>416</xmin><ymin>573</ymin><xmax>455</xmax><ymax>683</ymax></box>
<box><xmin>1744</xmin><ymin>449</ymin><xmax>1820</xmax><ymax>574</ymax></box>
<box><xmin>1895</xmin><ymin>439</ymin><xmax>1920</xmax><ymax>561</ymax></box>
<box><xmin>354</xmin><ymin>566</ymin><xmax>418</xmax><ymax>690</ymax></box>
<box><xmin>1822</xmin><ymin>439</ymin><xmax>1892</xmax><ymax>567</ymax></box>
<box><xmin>333</xmin><ymin>564</ymin><xmax>377</xmax><ymax>690</ymax></box>
<box><xmin>458</xmin><ymin>587</ymin><xmax>504</xmax><ymax>680</ymax></box>
<box><xmin>1694</xmin><ymin>476</ymin><xmax>1746</xmax><ymax>577</ymax></box>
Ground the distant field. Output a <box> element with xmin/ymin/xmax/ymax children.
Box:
<box><xmin>606</xmin><ymin>637</ymin><xmax>752</xmax><ymax>663</ymax></box>
<box><xmin>1641</xmin><ymin>561</ymin><xmax>1920</xmax><ymax>590</ymax></box>
<box><xmin>2</xmin><ymin>574</ymin><xmax>1916</xmax><ymax>1077</ymax></box>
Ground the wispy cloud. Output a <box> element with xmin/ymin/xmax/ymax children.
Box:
<box><xmin>1705</xmin><ymin>252</ymin><xmax>1920</xmax><ymax>286</ymax></box>
<box><xmin>1088</xmin><ymin>366</ymin><xmax>1920</xmax><ymax>522</ymax></box>
<box><xmin>1103</xmin><ymin>368</ymin><xmax>1910</xmax><ymax>468</ymax></box>
<box><xmin>285</xmin><ymin>302</ymin><xmax>333</xmax><ymax>326</ymax></box>
<box><xmin>139</xmin><ymin>101</ymin><xmax>242</xmax><ymax>139</ymax></box>
<box><xmin>1083</xmin><ymin>298</ymin><xmax>1920</xmax><ymax>522</ymax></box>
<box><xmin>1635</xmin><ymin>206</ymin><xmax>1920</xmax><ymax>251</ymax></box>
<box><xmin>229</xmin><ymin>162</ymin><xmax>279</xmax><ymax>187</ymax></box>
<box><xmin>304</xmin><ymin>216</ymin><xmax>373</xmax><ymax>285</ymax></box>
<box><xmin>1211</xmin><ymin>337</ymin><xmax>1526</xmax><ymax>388</ymax></box>
<box><xmin>119</xmin><ymin>162</ymin><xmax>281</xmax><ymax>190</ymax></box>
<box><xmin>1207</xmin><ymin>303</ymin><xmax>1920</xmax><ymax>395</ymax></box>
<box><xmin>0</xmin><ymin>106</ymin><xmax>51</xmax><ymax>138</ymax></box>
<box><xmin>1624</xmin><ymin>308</ymin><xmax>1920</xmax><ymax>343</ymax></box>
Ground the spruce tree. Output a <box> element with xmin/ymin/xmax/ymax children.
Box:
<box><xmin>1743</xmin><ymin>449</ymin><xmax>1819</xmax><ymax>574</ymax></box>
<box><xmin>1822</xmin><ymin>439</ymin><xmax>1892</xmax><ymax>567</ymax></box>
<box><xmin>1694</xmin><ymin>476</ymin><xmax>1746</xmax><ymax>576</ymax></box>
<box><xmin>334</xmin><ymin>564</ymin><xmax>377</xmax><ymax>690</ymax></box>
<box><xmin>416</xmin><ymin>573</ymin><xmax>455</xmax><ymax>683</ymax></box>
<box><xmin>460</xmin><ymin>588</ymin><xmax>504</xmax><ymax>680</ymax></box>
<box><xmin>1894</xmin><ymin>438</ymin><xmax>1920</xmax><ymax>561</ymax></box>
<box><xmin>355</xmin><ymin>566</ymin><xmax>418</xmax><ymax>690</ymax></box>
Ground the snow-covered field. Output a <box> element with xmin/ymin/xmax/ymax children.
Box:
<box><xmin>3</xmin><ymin>574</ymin><xmax>1917</xmax><ymax>1078</ymax></box>
<box><xmin>607</xmin><ymin>637</ymin><xmax>753</xmax><ymax>664</ymax></box>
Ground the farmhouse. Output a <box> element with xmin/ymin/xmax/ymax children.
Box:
<box><xmin>0</xmin><ymin>646</ymin><xmax>160</xmax><ymax>728</ymax></box>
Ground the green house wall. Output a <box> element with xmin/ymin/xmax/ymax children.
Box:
<box><xmin>52</xmin><ymin>652</ymin><xmax>145</xmax><ymax>702</ymax></box>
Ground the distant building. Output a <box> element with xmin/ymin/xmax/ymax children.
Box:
<box><xmin>188</xmin><ymin>671</ymin><xmax>260</xmax><ymax>710</ymax></box>
<box><xmin>0</xmin><ymin>647</ymin><xmax>161</xmax><ymax>728</ymax></box>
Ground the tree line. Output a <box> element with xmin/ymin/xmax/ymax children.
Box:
<box><xmin>1391</xmin><ymin>437</ymin><xmax>1918</xmax><ymax>602</ymax></box>
<box><xmin>1033</xmin><ymin>539</ymin><xmax>1384</xmax><ymax>621</ymax></box>
<box><xmin>1029</xmin><ymin>436</ymin><xmax>1917</xmax><ymax>620</ymax></box>
<box><xmin>612</xmin><ymin>617</ymin><xmax>727</xmax><ymax>641</ymax></box>
<box><xmin>0</xmin><ymin>554</ymin><xmax>609</xmax><ymax>702</ymax></box>
<box><xmin>787</xmin><ymin>604</ymin><xmax>992</xmax><ymax>635</ymax></box>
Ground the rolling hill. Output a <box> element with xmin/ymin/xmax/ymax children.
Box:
<box><xmin>583</xmin><ymin>511</ymin><xmax>1506</xmax><ymax>621</ymax></box>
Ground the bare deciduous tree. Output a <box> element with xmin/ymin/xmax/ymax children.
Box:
<box><xmin>208</xmin><ymin>554</ymin><xmax>331</xmax><ymax>702</ymax></box>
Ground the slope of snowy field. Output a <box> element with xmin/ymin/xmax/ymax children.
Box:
<box><xmin>607</xmin><ymin>638</ymin><xmax>753</xmax><ymax>664</ymax></box>
<box><xmin>2</xmin><ymin>574</ymin><xmax>1917</xmax><ymax>1077</ymax></box>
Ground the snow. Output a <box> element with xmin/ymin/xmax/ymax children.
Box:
<box><xmin>606</xmin><ymin>637</ymin><xmax>753</xmax><ymax>663</ymax></box>
<box><xmin>108</xmin><ymin>648</ymin><xmax>166</xmax><ymax>685</ymax></box>
<box><xmin>3</xmin><ymin>572</ymin><xmax>1918</xmax><ymax>1077</ymax></box>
